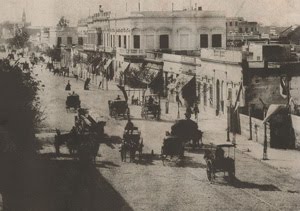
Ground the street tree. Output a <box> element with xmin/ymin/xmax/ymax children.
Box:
<box><xmin>57</xmin><ymin>16</ymin><xmax>69</xmax><ymax>28</ymax></box>
<box><xmin>7</xmin><ymin>27</ymin><xmax>29</xmax><ymax>49</ymax></box>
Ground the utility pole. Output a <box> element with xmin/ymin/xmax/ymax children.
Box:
<box><xmin>248</xmin><ymin>104</ymin><xmax>254</xmax><ymax>140</ymax></box>
<box><xmin>259</xmin><ymin>98</ymin><xmax>268</xmax><ymax>160</ymax></box>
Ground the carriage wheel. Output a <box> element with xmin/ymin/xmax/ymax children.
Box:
<box><xmin>111</xmin><ymin>109</ymin><xmax>117</xmax><ymax>118</ymax></box>
<box><xmin>161</xmin><ymin>147</ymin><xmax>166</xmax><ymax>165</ymax></box>
<box><xmin>228</xmin><ymin>164</ymin><xmax>235</xmax><ymax>182</ymax></box>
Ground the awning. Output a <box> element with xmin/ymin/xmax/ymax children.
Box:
<box><xmin>263</xmin><ymin>104</ymin><xmax>287</xmax><ymax>123</ymax></box>
<box><xmin>120</xmin><ymin>62</ymin><xmax>130</xmax><ymax>73</ymax></box>
<box><xmin>167</xmin><ymin>74</ymin><xmax>194</xmax><ymax>92</ymax></box>
<box><xmin>104</xmin><ymin>59</ymin><xmax>112</xmax><ymax>70</ymax></box>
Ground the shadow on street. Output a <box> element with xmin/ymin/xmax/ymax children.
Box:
<box><xmin>1</xmin><ymin>157</ymin><xmax>133</xmax><ymax>211</ymax></box>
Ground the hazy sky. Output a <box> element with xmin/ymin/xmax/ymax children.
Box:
<box><xmin>1</xmin><ymin>0</ymin><xmax>300</xmax><ymax>27</ymax></box>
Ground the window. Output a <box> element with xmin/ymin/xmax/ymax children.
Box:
<box><xmin>251</xmin><ymin>27</ymin><xmax>254</xmax><ymax>32</ymax></box>
<box><xmin>57</xmin><ymin>37</ymin><xmax>62</xmax><ymax>47</ymax></box>
<box><xmin>239</xmin><ymin>28</ymin><xmax>243</xmax><ymax>33</ymax></box>
<box><xmin>67</xmin><ymin>37</ymin><xmax>72</xmax><ymax>45</ymax></box>
<box><xmin>212</xmin><ymin>34</ymin><xmax>222</xmax><ymax>48</ymax></box>
<box><xmin>78</xmin><ymin>37</ymin><xmax>83</xmax><ymax>45</ymax></box>
<box><xmin>203</xmin><ymin>83</ymin><xmax>207</xmax><ymax>106</ymax></box>
<box><xmin>200</xmin><ymin>34</ymin><xmax>208</xmax><ymax>48</ymax></box>
<box><xmin>133</xmin><ymin>35</ymin><xmax>140</xmax><ymax>49</ymax></box>
<box><xmin>124</xmin><ymin>35</ymin><xmax>127</xmax><ymax>48</ymax></box>
<box><xmin>245</xmin><ymin>27</ymin><xmax>248</xmax><ymax>33</ymax></box>
<box><xmin>118</xmin><ymin>35</ymin><xmax>121</xmax><ymax>47</ymax></box>
<box><xmin>235</xmin><ymin>22</ymin><xmax>238</xmax><ymax>26</ymax></box>
<box><xmin>159</xmin><ymin>35</ymin><xmax>169</xmax><ymax>49</ymax></box>
<box><xmin>229</xmin><ymin>22</ymin><xmax>232</xmax><ymax>26</ymax></box>
<box><xmin>128</xmin><ymin>35</ymin><xmax>130</xmax><ymax>48</ymax></box>
<box><xmin>97</xmin><ymin>32</ymin><xmax>103</xmax><ymax>45</ymax></box>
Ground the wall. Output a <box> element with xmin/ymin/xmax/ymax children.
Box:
<box><xmin>196</xmin><ymin>50</ymin><xmax>243</xmax><ymax>115</ymax></box>
<box><xmin>246</xmin><ymin>75</ymin><xmax>287</xmax><ymax>111</ymax></box>
<box><xmin>240</xmin><ymin>113</ymin><xmax>270</xmax><ymax>145</ymax></box>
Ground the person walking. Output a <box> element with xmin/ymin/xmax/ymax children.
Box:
<box><xmin>65</xmin><ymin>80</ymin><xmax>71</xmax><ymax>91</ymax></box>
<box><xmin>193</xmin><ymin>103</ymin><xmax>199</xmax><ymax>121</ymax></box>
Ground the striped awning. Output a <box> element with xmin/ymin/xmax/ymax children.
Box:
<box><xmin>104</xmin><ymin>59</ymin><xmax>112</xmax><ymax>70</ymax></box>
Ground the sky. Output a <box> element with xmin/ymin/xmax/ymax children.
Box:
<box><xmin>0</xmin><ymin>0</ymin><xmax>300</xmax><ymax>27</ymax></box>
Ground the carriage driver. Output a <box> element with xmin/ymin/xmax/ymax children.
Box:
<box><xmin>125</xmin><ymin>118</ymin><xmax>134</xmax><ymax>134</ymax></box>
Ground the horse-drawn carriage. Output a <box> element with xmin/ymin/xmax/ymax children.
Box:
<box><xmin>161</xmin><ymin>118</ymin><xmax>203</xmax><ymax>163</ymax></box>
<box><xmin>204</xmin><ymin>143</ymin><xmax>236</xmax><ymax>182</ymax></box>
<box><xmin>66</xmin><ymin>93</ymin><xmax>81</xmax><ymax>111</ymax></box>
<box><xmin>120</xmin><ymin>127</ymin><xmax>143</xmax><ymax>162</ymax></box>
<box><xmin>141</xmin><ymin>94</ymin><xmax>161</xmax><ymax>120</ymax></box>
<box><xmin>108</xmin><ymin>100</ymin><xmax>130</xmax><ymax>118</ymax></box>
<box><xmin>55</xmin><ymin>108</ymin><xmax>106</xmax><ymax>163</ymax></box>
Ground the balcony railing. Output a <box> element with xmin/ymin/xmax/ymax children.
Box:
<box><xmin>145</xmin><ymin>51</ymin><xmax>163</xmax><ymax>62</ymax></box>
<box><xmin>117</xmin><ymin>48</ymin><xmax>146</xmax><ymax>57</ymax></box>
<box><xmin>83</xmin><ymin>44</ymin><xmax>97</xmax><ymax>51</ymax></box>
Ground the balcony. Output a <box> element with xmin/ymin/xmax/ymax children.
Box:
<box><xmin>144</xmin><ymin>51</ymin><xmax>163</xmax><ymax>63</ymax></box>
<box><xmin>201</xmin><ymin>48</ymin><xmax>242</xmax><ymax>64</ymax></box>
<box><xmin>83</xmin><ymin>44</ymin><xmax>97</xmax><ymax>51</ymax></box>
<box><xmin>117</xmin><ymin>48</ymin><xmax>146</xmax><ymax>58</ymax></box>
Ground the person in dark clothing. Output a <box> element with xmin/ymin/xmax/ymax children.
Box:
<box><xmin>116</xmin><ymin>95</ymin><xmax>121</xmax><ymax>100</ymax></box>
<box><xmin>65</xmin><ymin>80</ymin><xmax>71</xmax><ymax>91</ymax></box>
<box><xmin>148</xmin><ymin>96</ymin><xmax>154</xmax><ymax>105</ymax></box>
<box><xmin>193</xmin><ymin>103</ymin><xmax>199</xmax><ymax>121</ymax></box>
<box><xmin>125</xmin><ymin>118</ymin><xmax>134</xmax><ymax>134</ymax></box>
<box><xmin>84</xmin><ymin>78</ymin><xmax>90</xmax><ymax>90</ymax></box>
<box><xmin>176</xmin><ymin>92</ymin><xmax>182</xmax><ymax>107</ymax></box>
<box><xmin>186</xmin><ymin>107</ymin><xmax>192</xmax><ymax>116</ymax></box>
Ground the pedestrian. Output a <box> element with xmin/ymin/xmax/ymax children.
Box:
<box><xmin>65</xmin><ymin>80</ymin><xmax>71</xmax><ymax>91</ymax></box>
<box><xmin>176</xmin><ymin>92</ymin><xmax>182</xmax><ymax>107</ymax></box>
<box><xmin>98</xmin><ymin>81</ymin><xmax>102</xmax><ymax>89</ymax></box>
<box><xmin>186</xmin><ymin>106</ymin><xmax>192</xmax><ymax>116</ymax></box>
<box><xmin>193</xmin><ymin>103</ymin><xmax>199</xmax><ymax>121</ymax></box>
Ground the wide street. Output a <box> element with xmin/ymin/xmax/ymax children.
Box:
<box><xmin>33</xmin><ymin>64</ymin><xmax>300</xmax><ymax>211</ymax></box>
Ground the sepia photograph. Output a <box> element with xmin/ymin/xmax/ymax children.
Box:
<box><xmin>0</xmin><ymin>0</ymin><xmax>300</xmax><ymax>210</ymax></box>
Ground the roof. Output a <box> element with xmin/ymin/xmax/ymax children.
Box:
<box><xmin>127</xmin><ymin>10</ymin><xmax>225</xmax><ymax>19</ymax></box>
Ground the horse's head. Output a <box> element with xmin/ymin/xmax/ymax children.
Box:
<box><xmin>55</xmin><ymin>128</ymin><xmax>61</xmax><ymax>136</ymax></box>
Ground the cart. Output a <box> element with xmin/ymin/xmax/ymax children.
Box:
<box><xmin>204</xmin><ymin>143</ymin><xmax>236</xmax><ymax>182</ymax></box>
<box><xmin>120</xmin><ymin>127</ymin><xmax>143</xmax><ymax>162</ymax></box>
<box><xmin>66</xmin><ymin>94</ymin><xmax>81</xmax><ymax>111</ymax></box>
<box><xmin>161</xmin><ymin>134</ymin><xmax>185</xmax><ymax>164</ymax></box>
<box><xmin>108</xmin><ymin>100</ymin><xmax>130</xmax><ymax>118</ymax></box>
<box><xmin>141</xmin><ymin>94</ymin><xmax>161</xmax><ymax>120</ymax></box>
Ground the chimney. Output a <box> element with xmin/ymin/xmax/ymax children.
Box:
<box><xmin>138</xmin><ymin>1</ymin><xmax>140</xmax><ymax>11</ymax></box>
<box><xmin>198</xmin><ymin>6</ymin><xmax>202</xmax><ymax>11</ymax></box>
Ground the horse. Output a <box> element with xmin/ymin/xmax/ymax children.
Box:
<box><xmin>61</xmin><ymin>67</ymin><xmax>69</xmax><ymax>77</ymax></box>
<box><xmin>53</xmin><ymin>68</ymin><xmax>60</xmax><ymax>76</ymax></box>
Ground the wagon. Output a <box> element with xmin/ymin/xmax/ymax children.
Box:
<box><xmin>204</xmin><ymin>143</ymin><xmax>236</xmax><ymax>182</ymax></box>
<box><xmin>66</xmin><ymin>94</ymin><xmax>81</xmax><ymax>111</ymax></box>
<box><xmin>108</xmin><ymin>100</ymin><xmax>130</xmax><ymax>118</ymax></box>
<box><xmin>120</xmin><ymin>127</ymin><xmax>143</xmax><ymax>162</ymax></box>
<box><xmin>161</xmin><ymin>134</ymin><xmax>185</xmax><ymax>164</ymax></box>
<box><xmin>141</xmin><ymin>94</ymin><xmax>161</xmax><ymax>120</ymax></box>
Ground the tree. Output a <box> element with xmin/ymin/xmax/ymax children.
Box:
<box><xmin>57</xmin><ymin>16</ymin><xmax>69</xmax><ymax>28</ymax></box>
<box><xmin>7</xmin><ymin>27</ymin><xmax>29</xmax><ymax>49</ymax></box>
<box><xmin>0</xmin><ymin>59</ymin><xmax>43</xmax><ymax>209</ymax></box>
